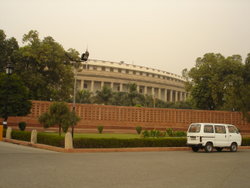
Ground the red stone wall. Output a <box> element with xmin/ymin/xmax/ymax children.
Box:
<box><xmin>4</xmin><ymin>100</ymin><xmax>250</xmax><ymax>133</ymax></box>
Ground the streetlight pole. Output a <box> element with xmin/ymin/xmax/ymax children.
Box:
<box><xmin>3</xmin><ymin>57</ymin><xmax>14</xmax><ymax>129</ymax></box>
<box><xmin>71</xmin><ymin>50</ymin><xmax>89</xmax><ymax>138</ymax></box>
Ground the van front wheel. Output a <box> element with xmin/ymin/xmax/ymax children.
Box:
<box><xmin>230</xmin><ymin>143</ymin><xmax>238</xmax><ymax>152</ymax></box>
<box><xmin>204</xmin><ymin>143</ymin><xmax>213</xmax><ymax>153</ymax></box>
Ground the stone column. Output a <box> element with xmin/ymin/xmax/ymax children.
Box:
<box><xmin>169</xmin><ymin>90</ymin><xmax>173</xmax><ymax>102</ymax></box>
<box><xmin>144</xmin><ymin>86</ymin><xmax>147</xmax><ymax>95</ymax></box>
<box><xmin>90</xmin><ymin>81</ymin><xmax>94</xmax><ymax>92</ymax></box>
<box><xmin>120</xmin><ymin>83</ymin><xmax>123</xmax><ymax>92</ymax></box>
<box><xmin>31</xmin><ymin>130</ymin><xmax>37</xmax><ymax>144</ymax></box>
<box><xmin>152</xmin><ymin>88</ymin><xmax>155</xmax><ymax>97</ymax></box>
<box><xmin>101</xmin><ymin>81</ymin><xmax>104</xmax><ymax>89</ymax></box>
<box><xmin>6</xmin><ymin>127</ymin><xmax>12</xmax><ymax>139</ymax></box>
<box><xmin>111</xmin><ymin>82</ymin><xmax>114</xmax><ymax>90</ymax></box>
<box><xmin>158</xmin><ymin>88</ymin><xmax>161</xmax><ymax>100</ymax></box>
<box><xmin>165</xmin><ymin>89</ymin><xmax>168</xmax><ymax>102</ymax></box>
<box><xmin>65</xmin><ymin>132</ymin><xmax>73</xmax><ymax>149</ymax></box>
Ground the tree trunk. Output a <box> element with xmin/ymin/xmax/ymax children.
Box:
<box><xmin>59</xmin><ymin>125</ymin><xmax>61</xmax><ymax>136</ymax></box>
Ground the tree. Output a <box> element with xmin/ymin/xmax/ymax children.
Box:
<box><xmin>0</xmin><ymin>30</ymin><xmax>19</xmax><ymax>73</ymax></box>
<box><xmin>13</xmin><ymin>30</ymin><xmax>76</xmax><ymax>101</ymax></box>
<box><xmin>186</xmin><ymin>53</ymin><xmax>243</xmax><ymax>110</ymax></box>
<box><xmin>38</xmin><ymin>102</ymin><xmax>80</xmax><ymax>136</ymax></box>
<box><xmin>0</xmin><ymin>73</ymin><xmax>31</xmax><ymax>128</ymax></box>
<box><xmin>76</xmin><ymin>90</ymin><xmax>92</xmax><ymax>104</ymax></box>
<box><xmin>94</xmin><ymin>86</ymin><xmax>113</xmax><ymax>105</ymax></box>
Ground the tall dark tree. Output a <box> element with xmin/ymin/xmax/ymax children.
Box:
<box><xmin>186</xmin><ymin>53</ymin><xmax>243</xmax><ymax>110</ymax></box>
<box><xmin>14</xmin><ymin>30</ymin><xmax>77</xmax><ymax>101</ymax></box>
<box><xmin>0</xmin><ymin>30</ymin><xmax>19</xmax><ymax>73</ymax></box>
<box><xmin>0</xmin><ymin>73</ymin><xmax>31</xmax><ymax>128</ymax></box>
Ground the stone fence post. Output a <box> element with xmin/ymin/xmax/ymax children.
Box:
<box><xmin>6</xmin><ymin>127</ymin><xmax>12</xmax><ymax>139</ymax></box>
<box><xmin>31</xmin><ymin>130</ymin><xmax>37</xmax><ymax>144</ymax></box>
<box><xmin>65</xmin><ymin>132</ymin><xmax>73</xmax><ymax>149</ymax></box>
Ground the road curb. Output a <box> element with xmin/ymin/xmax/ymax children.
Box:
<box><xmin>3</xmin><ymin>138</ymin><xmax>250</xmax><ymax>153</ymax></box>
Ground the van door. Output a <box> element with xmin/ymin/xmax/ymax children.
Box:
<box><xmin>228</xmin><ymin>125</ymin><xmax>241</xmax><ymax>145</ymax></box>
<box><xmin>214</xmin><ymin>125</ymin><xmax>228</xmax><ymax>147</ymax></box>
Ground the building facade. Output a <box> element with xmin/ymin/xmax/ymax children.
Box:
<box><xmin>75</xmin><ymin>59</ymin><xmax>188</xmax><ymax>102</ymax></box>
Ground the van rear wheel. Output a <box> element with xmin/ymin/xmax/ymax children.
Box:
<box><xmin>192</xmin><ymin>147</ymin><xmax>199</xmax><ymax>152</ymax></box>
<box><xmin>216</xmin><ymin>147</ymin><xmax>223</xmax><ymax>152</ymax></box>
<box><xmin>230</xmin><ymin>143</ymin><xmax>238</xmax><ymax>152</ymax></box>
<box><xmin>204</xmin><ymin>143</ymin><xmax>213</xmax><ymax>153</ymax></box>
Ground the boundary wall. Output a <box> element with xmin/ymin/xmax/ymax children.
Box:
<box><xmin>4</xmin><ymin>100</ymin><xmax>250</xmax><ymax>133</ymax></box>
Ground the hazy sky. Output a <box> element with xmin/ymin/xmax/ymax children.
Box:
<box><xmin>1</xmin><ymin>0</ymin><xmax>250</xmax><ymax>75</ymax></box>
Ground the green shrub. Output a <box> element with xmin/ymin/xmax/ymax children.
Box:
<box><xmin>73</xmin><ymin>137</ymin><xmax>187</xmax><ymax>148</ymax></box>
<box><xmin>97</xmin><ymin>126</ymin><xmax>104</xmax><ymax>134</ymax></box>
<box><xmin>166</xmin><ymin>128</ymin><xmax>174</xmax><ymax>136</ymax></box>
<box><xmin>173</xmin><ymin>131</ymin><xmax>187</xmax><ymax>137</ymax></box>
<box><xmin>37</xmin><ymin>133</ymin><xmax>64</xmax><ymax>148</ymax></box>
<box><xmin>142</xmin><ymin>130</ymin><xmax>150</xmax><ymax>137</ymax></box>
<box><xmin>11</xmin><ymin>130</ymin><xmax>31</xmax><ymax>141</ymax></box>
<box><xmin>242</xmin><ymin>137</ymin><xmax>250</xmax><ymax>146</ymax></box>
<box><xmin>18</xmin><ymin>122</ymin><xmax>27</xmax><ymax>131</ymax></box>
<box><xmin>135</xmin><ymin>126</ymin><xmax>142</xmax><ymax>135</ymax></box>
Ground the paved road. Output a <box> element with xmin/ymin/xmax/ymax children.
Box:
<box><xmin>0</xmin><ymin>141</ymin><xmax>250</xmax><ymax>188</ymax></box>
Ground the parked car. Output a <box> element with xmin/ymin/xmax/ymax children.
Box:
<box><xmin>187</xmin><ymin>123</ymin><xmax>242</xmax><ymax>152</ymax></box>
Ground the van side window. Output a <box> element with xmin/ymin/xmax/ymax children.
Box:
<box><xmin>204</xmin><ymin>125</ymin><xmax>214</xmax><ymax>133</ymax></box>
<box><xmin>215</xmin><ymin>125</ymin><xmax>226</xmax><ymax>134</ymax></box>
<box><xmin>228</xmin><ymin>126</ymin><xmax>238</xmax><ymax>133</ymax></box>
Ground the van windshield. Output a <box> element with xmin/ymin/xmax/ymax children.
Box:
<box><xmin>188</xmin><ymin>124</ymin><xmax>201</xmax><ymax>133</ymax></box>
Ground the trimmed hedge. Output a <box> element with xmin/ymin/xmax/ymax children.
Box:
<box><xmin>73</xmin><ymin>137</ymin><xmax>187</xmax><ymax>148</ymax></box>
<box><xmin>37</xmin><ymin>133</ymin><xmax>65</xmax><ymax>148</ymax></box>
<box><xmin>242</xmin><ymin>137</ymin><xmax>250</xmax><ymax>146</ymax></box>
<box><xmin>11</xmin><ymin>130</ymin><xmax>31</xmax><ymax>142</ymax></box>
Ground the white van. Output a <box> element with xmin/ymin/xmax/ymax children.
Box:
<box><xmin>187</xmin><ymin>123</ymin><xmax>242</xmax><ymax>152</ymax></box>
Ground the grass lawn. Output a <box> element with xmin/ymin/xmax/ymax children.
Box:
<box><xmin>42</xmin><ymin>132</ymin><xmax>140</xmax><ymax>139</ymax></box>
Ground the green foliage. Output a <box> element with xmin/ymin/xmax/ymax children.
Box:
<box><xmin>11</xmin><ymin>130</ymin><xmax>31</xmax><ymax>141</ymax></box>
<box><xmin>13</xmin><ymin>30</ymin><xmax>76</xmax><ymax>101</ymax></box>
<box><xmin>37</xmin><ymin>132</ymin><xmax>64</xmax><ymax>148</ymax></box>
<box><xmin>38</xmin><ymin>102</ymin><xmax>80</xmax><ymax>136</ymax></box>
<box><xmin>135</xmin><ymin>126</ymin><xmax>142</xmax><ymax>135</ymax></box>
<box><xmin>0</xmin><ymin>74</ymin><xmax>32</xmax><ymax>122</ymax></box>
<box><xmin>73</xmin><ymin>137</ymin><xmax>187</xmax><ymax>148</ymax></box>
<box><xmin>242</xmin><ymin>137</ymin><xmax>250</xmax><ymax>146</ymax></box>
<box><xmin>186</xmin><ymin>53</ymin><xmax>244</xmax><ymax>110</ymax></box>
<box><xmin>142</xmin><ymin>129</ymin><xmax>166</xmax><ymax>138</ymax></box>
<box><xmin>166</xmin><ymin>128</ymin><xmax>174</xmax><ymax>137</ymax></box>
<box><xmin>76</xmin><ymin>90</ymin><xmax>92</xmax><ymax>104</ymax></box>
<box><xmin>97</xmin><ymin>126</ymin><xmax>104</xmax><ymax>134</ymax></box>
<box><xmin>94</xmin><ymin>86</ymin><xmax>113</xmax><ymax>105</ymax></box>
<box><xmin>0</xmin><ymin>30</ymin><xmax>19</xmax><ymax>73</ymax></box>
<box><xmin>18</xmin><ymin>121</ymin><xmax>27</xmax><ymax>131</ymax></box>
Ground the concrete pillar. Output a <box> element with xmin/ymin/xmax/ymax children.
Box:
<box><xmin>101</xmin><ymin>81</ymin><xmax>104</xmax><ymax>89</ymax></box>
<box><xmin>31</xmin><ymin>130</ymin><xmax>37</xmax><ymax>144</ymax></box>
<box><xmin>65</xmin><ymin>132</ymin><xmax>73</xmax><ymax>149</ymax></box>
<box><xmin>165</xmin><ymin>89</ymin><xmax>168</xmax><ymax>102</ymax></box>
<box><xmin>152</xmin><ymin>88</ymin><xmax>155</xmax><ymax>97</ymax></box>
<box><xmin>158</xmin><ymin>88</ymin><xmax>161</xmax><ymax>100</ymax></box>
<box><xmin>111</xmin><ymin>82</ymin><xmax>114</xmax><ymax>90</ymax></box>
<box><xmin>144</xmin><ymin>86</ymin><xmax>147</xmax><ymax>95</ymax></box>
<box><xmin>79</xmin><ymin>80</ymin><xmax>82</xmax><ymax>90</ymax></box>
<box><xmin>170</xmin><ymin>90</ymin><xmax>173</xmax><ymax>102</ymax></box>
<box><xmin>137</xmin><ymin>85</ymin><xmax>140</xmax><ymax>93</ymax></box>
<box><xmin>6</xmin><ymin>127</ymin><xmax>12</xmax><ymax>139</ymax></box>
<box><xmin>120</xmin><ymin>83</ymin><xmax>123</xmax><ymax>92</ymax></box>
<box><xmin>90</xmin><ymin>81</ymin><xmax>94</xmax><ymax>92</ymax></box>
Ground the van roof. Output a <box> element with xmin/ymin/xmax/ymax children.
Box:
<box><xmin>190</xmin><ymin>123</ymin><xmax>234</xmax><ymax>126</ymax></box>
